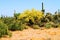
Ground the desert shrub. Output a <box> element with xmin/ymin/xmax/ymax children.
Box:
<box><xmin>37</xmin><ymin>17</ymin><xmax>49</xmax><ymax>27</ymax></box>
<box><xmin>35</xmin><ymin>19</ymin><xmax>45</xmax><ymax>27</ymax></box>
<box><xmin>52</xmin><ymin>23</ymin><xmax>59</xmax><ymax>28</ymax></box>
<box><xmin>0</xmin><ymin>21</ymin><xmax>10</xmax><ymax>37</ymax></box>
<box><xmin>19</xmin><ymin>24</ymin><xmax>29</xmax><ymax>31</ymax></box>
<box><xmin>18</xmin><ymin>24</ymin><xmax>25</xmax><ymax>31</ymax></box>
<box><xmin>32</xmin><ymin>25</ymin><xmax>40</xmax><ymax>29</ymax></box>
<box><xmin>58</xmin><ymin>24</ymin><xmax>60</xmax><ymax>28</ymax></box>
<box><xmin>21</xmin><ymin>24</ymin><xmax>29</xmax><ymax>29</ymax></box>
<box><xmin>39</xmin><ymin>22</ymin><xmax>45</xmax><ymax>27</ymax></box>
<box><xmin>24</xmin><ymin>26</ymin><xmax>29</xmax><ymax>29</ymax></box>
<box><xmin>18</xmin><ymin>9</ymin><xmax>44</xmax><ymax>25</ymax></box>
<box><xmin>8</xmin><ymin>23</ymin><xmax>19</xmax><ymax>31</ymax></box>
<box><xmin>28</xmin><ymin>19</ymin><xmax>34</xmax><ymax>26</ymax></box>
<box><xmin>41</xmin><ymin>17</ymin><xmax>49</xmax><ymax>23</ymax></box>
<box><xmin>8</xmin><ymin>20</ymin><xmax>28</xmax><ymax>31</ymax></box>
<box><xmin>8</xmin><ymin>21</ymin><xmax>22</xmax><ymax>31</ymax></box>
<box><xmin>45</xmin><ymin>22</ymin><xmax>52</xmax><ymax>29</ymax></box>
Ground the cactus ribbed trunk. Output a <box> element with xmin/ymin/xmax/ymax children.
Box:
<box><xmin>42</xmin><ymin>2</ymin><xmax>45</xmax><ymax>14</ymax></box>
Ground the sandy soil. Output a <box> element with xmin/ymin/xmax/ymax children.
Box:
<box><xmin>0</xmin><ymin>28</ymin><xmax>60</xmax><ymax>40</ymax></box>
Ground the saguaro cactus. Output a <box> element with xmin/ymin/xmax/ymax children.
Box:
<box><xmin>41</xmin><ymin>2</ymin><xmax>45</xmax><ymax>14</ymax></box>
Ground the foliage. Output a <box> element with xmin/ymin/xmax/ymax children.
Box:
<box><xmin>18</xmin><ymin>9</ymin><xmax>44</xmax><ymax>25</ymax></box>
<box><xmin>52</xmin><ymin>23</ymin><xmax>59</xmax><ymax>28</ymax></box>
<box><xmin>0</xmin><ymin>20</ymin><xmax>11</xmax><ymax>37</ymax></box>
<box><xmin>21</xmin><ymin>24</ymin><xmax>29</xmax><ymax>29</ymax></box>
<box><xmin>8</xmin><ymin>20</ymin><xmax>22</xmax><ymax>31</ymax></box>
<box><xmin>14</xmin><ymin>13</ymin><xmax>20</xmax><ymax>19</ymax></box>
<box><xmin>0</xmin><ymin>9</ymin><xmax>60</xmax><ymax>37</ymax></box>
<box><xmin>32</xmin><ymin>25</ymin><xmax>40</xmax><ymax>29</ymax></box>
<box><xmin>45</xmin><ymin>22</ymin><xmax>52</xmax><ymax>29</ymax></box>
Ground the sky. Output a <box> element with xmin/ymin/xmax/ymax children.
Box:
<box><xmin>0</xmin><ymin>0</ymin><xmax>60</xmax><ymax>16</ymax></box>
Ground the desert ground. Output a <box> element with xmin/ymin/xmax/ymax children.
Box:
<box><xmin>0</xmin><ymin>28</ymin><xmax>60</xmax><ymax>40</ymax></box>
